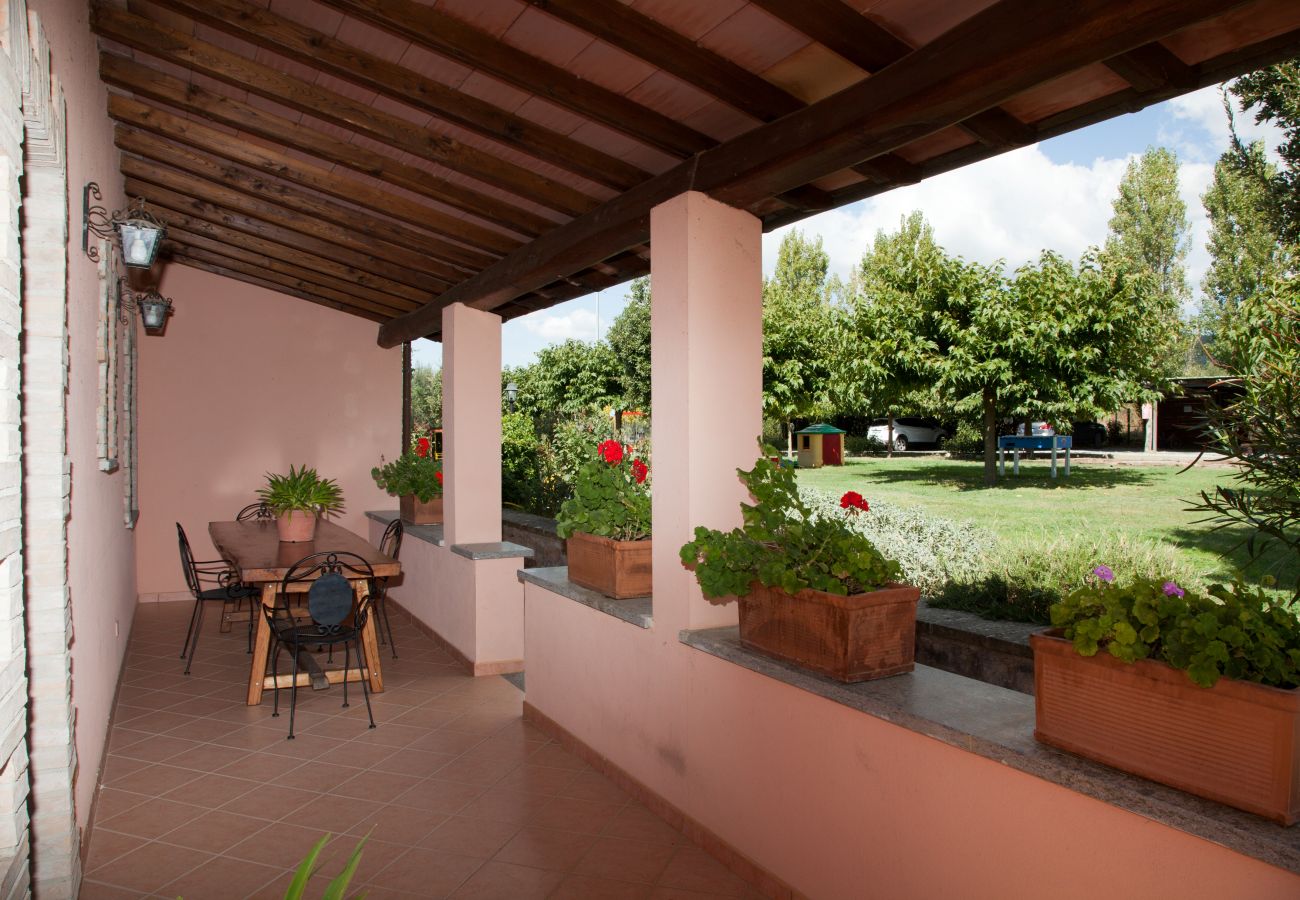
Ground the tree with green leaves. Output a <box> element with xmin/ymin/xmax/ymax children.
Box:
<box><xmin>508</xmin><ymin>339</ymin><xmax>620</xmax><ymax>421</ymax></box>
<box><xmin>605</xmin><ymin>276</ymin><xmax>652</xmax><ymax>412</ymax></box>
<box><xmin>1230</xmin><ymin>59</ymin><xmax>1300</xmax><ymax>241</ymax></box>
<box><xmin>1102</xmin><ymin>146</ymin><xmax>1191</xmax><ymax>312</ymax></box>
<box><xmin>762</xmin><ymin>230</ymin><xmax>837</xmax><ymax>454</ymax></box>
<box><xmin>410</xmin><ymin>364</ymin><xmax>441</xmax><ymax>436</ymax></box>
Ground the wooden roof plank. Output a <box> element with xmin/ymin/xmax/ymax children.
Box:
<box><xmin>99</xmin><ymin>52</ymin><xmax>557</xmax><ymax>237</ymax></box>
<box><xmin>106</xmin><ymin>94</ymin><xmax>522</xmax><ymax>255</ymax></box>
<box><xmin>142</xmin><ymin>0</ymin><xmax>649</xmax><ymax>192</ymax></box>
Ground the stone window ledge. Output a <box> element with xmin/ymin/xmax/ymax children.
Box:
<box><xmin>681</xmin><ymin>626</ymin><xmax>1300</xmax><ymax>875</ymax></box>
<box><xmin>519</xmin><ymin>567</ymin><xmax>652</xmax><ymax>629</ymax></box>
<box><xmin>452</xmin><ymin>542</ymin><xmax>534</xmax><ymax>561</ymax></box>
<box><xmin>366</xmin><ymin>510</ymin><xmax>443</xmax><ymax>547</ymax></box>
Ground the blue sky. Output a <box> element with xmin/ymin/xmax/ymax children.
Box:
<box><xmin>411</xmin><ymin>84</ymin><xmax>1281</xmax><ymax>372</ymax></box>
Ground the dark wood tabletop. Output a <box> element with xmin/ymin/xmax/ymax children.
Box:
<box><xmin>209</xmin><ymin>519</ymin><xmax>400</xmax><ymax>584</ymax></box>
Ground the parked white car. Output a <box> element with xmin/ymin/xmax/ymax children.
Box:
<box><xmin>867</xmin><ymin>417</ymin><xmax>947</xmax><ymax>450</ymax></box>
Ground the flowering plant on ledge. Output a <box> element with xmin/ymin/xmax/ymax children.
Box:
<box><xmin>555</xmin><ymin>439</ymin><xmax>651</xmax><ymax>542</ymax></box>
<box><xmin>1049</xmin><ymin>568</ymin><xmax>1300</xmax><ymax>688</ymax></box>
<box><xmin>371</xmin><ymin>437</ymin><xmax>444</xmax><ymax>502</ymax></box>
<box><xmin>680</xmin><ymin>444</ymin><xmax>900</xmax><ymax>602</ymax></box>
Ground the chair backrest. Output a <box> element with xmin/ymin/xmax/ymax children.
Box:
<box><xmin>236</xmin><ymin>501</ymin><xmax>274</xmax><ymax>522</ymax></box>
<box><xmin>277</xmin><ymin>551</ymin><xmax>376</xmax><ymax>632</ymax></box>
<box><xmin>379</xmin><ymin>518</ymin><xmax>403</xmax><ymax>561</ymax></box>
<box><xmin>176</xmin><ymin>523</ymin><xmax>200</xmax><ymax>595</ymax></box>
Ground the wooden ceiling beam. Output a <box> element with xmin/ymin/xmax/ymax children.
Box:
<box><xmin>1104</xmin><ymin>42</ymin><xmax>1198</xmax><ymax>93</ymax></box>
<box><xmin>106</xmin><ymin>94</ymin><xmax>520</xmax><ymax>256</ymax></box>
<box><xmin>99</xmin><ymin>53</ymin><xmax>556</xmax><ymax>238</ymax></box>
<box><xmin>116</xmin><ymin>127</ymin><xmax>495</xmax><ymax>274</ymax></box>
<box><xmin>521</xmin><ymin>0</ymin><xmax>802</xmax><ymax>122</ymax></box>
<box><xmin>128</xmin><ymin>178</ymin><xmax>445</xmax><ymax>299</ymax></box>
<box><xmin>378</xmin><ymin>0</ymin><xmax>1251</xmax><ymax>347</ymax></box>
<box><xmin>124</xmin><ymin>163</ymin><xmax>454</xmax><ymax>292</ymax></box>
<box><xmin>92</xmin><ymin>4</ymin><xmax>599</xmax><ymax>219</ymax></box>
<box><xmin>171</xmin><ymin>256</ymin><xmax>388</xmax><ymax>324</ymax></box>
<box><xmin>168</xmin><ymin>243</ymin><xmax>416</xmax><ymax>317</ymax></box>
<box><xmin>143</xmin><ymin>0</ymin><xmax>648</xmax><ymax>193</ymax></box>
<box><xmin>315</xmin><ymin>0</ymin><xmax>714</xmax><ymax>158</ymax></box>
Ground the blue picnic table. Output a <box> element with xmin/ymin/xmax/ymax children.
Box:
<box><xmin>997</xmin><ymin>435</ymin><xmax>1072</xmax><ymax>478</ymax></box>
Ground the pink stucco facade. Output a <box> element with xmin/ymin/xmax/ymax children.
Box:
<box><xmin>136</xmin><ymin>265</ymin><xmax>402</xmax><ymax>596</ymax></box>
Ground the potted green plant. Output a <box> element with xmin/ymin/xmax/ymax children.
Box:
<box><xmin>556</xmin><ymin>439</ymin><xmax>652</xmax><ymax>599</ymax></box>
<box><xmin>372</xmin><ymin>436</ymin><xmax>444</xmax><ymax>525</ymax></box>
<box><xmin>257</xmin><ymin>464</ymin><xmax>345</xmax><ymax>542</ymax></box>
<box><xmin>680</xmin><ymin>447</ymin><xmax>918</xmax><ymax>682</ymax></box>
<box><xmin>1033</xmin><ymin>568</ymin><xmax>1300</xmax><ymax>824</ymax></box>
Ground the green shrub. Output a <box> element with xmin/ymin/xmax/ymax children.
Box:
<box><xmin>555</xmin><ymin>440</ymin><xmax>651</xmax><ymax>541</ymax></box>
<box><xmin>944</xmin><ymin>420</ymin><xmax>986</xmax><ymax>453</ymax></box>
<box><xmin>932</xmin><ymin>534</ymin><xmax>1202</xmax><ymax>624</ymax></box>
<box><xmin>843</xmin><ymin>434</ymin><xmax>885</xmax><ymax>454</ymax></box>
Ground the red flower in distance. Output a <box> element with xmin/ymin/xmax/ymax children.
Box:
<box><xmin>598</xmin><ymin>439</ymin><xmax>624</xmax><ymax>465</ymax></box>
<box><xmin>435</xmin><ymin>471</ymin><xmax>443</xmax><ymax>484</ymax></box>
<box><xmin>839</xmin><ymin>491</ymin><xmax>869</xmax><ymax>513</ymax></box>
<box><xmin>416</xmin><ymin>437</ymin><xmax>431</xmax><ymax>458</ymax></box>
<box><xmin>631</xmin><ymin>459</ymin><xmax>648</xmax><ymax>484</ymax></box>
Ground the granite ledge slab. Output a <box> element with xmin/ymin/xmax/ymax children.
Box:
<box><xmin>519</xmin><ymin>566</ymin><xmax>652</xmax><ymax>629</ymax></box>
<box><xmin>365</xmin><ymin>510</ymin><xmax>444</xmax><ymax>547</ymax></box>
<box><xmin>452</xmin><ymin>541</ymin><xmax>535</xmax><ymax>561</ymax></box>
<box><xmin>681</xmin><ymin>626</ymin><xmax>1300</xmax><ymax>876</ymax></box>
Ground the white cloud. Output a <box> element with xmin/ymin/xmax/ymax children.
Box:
<box><xmin>1162</xmin><ymin>84</ymin><xmax>1284</xmax><ymax>162</ymax></box>
<box><xmin>519</xmin><ymin>307</ymin><xmax>598</xmax><ymax>342</ymax></box>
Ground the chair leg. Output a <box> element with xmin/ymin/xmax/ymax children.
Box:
<box><xmin>287</xmin><ymin>644</ymin><xmax>300</xmax><ymax>740</ymax></box>
<box><xmin>379</xmin><ymin>596</ymin><xmax>398</xmax><ymax>659</ymax></box>
<box><xmin>246</xmin><ymin>600</ymin><xmax>255</xmax><ymax>654</ymax></box>
<box><xmin>270</xmin><ymin>642</ymin><xmax>282</xmax><ymax>719</ymax></box>
<box><xmin>184</xmin><ymin>601</ymin><xmax>206</xmax><ymax>675</ymax></box>
<box><xmin>180</xmin><ymin>598</ymin><xmax>201</xmax><ymax>659</ymax></box>
<box><xmin>356</xmin><ymin>637</ymin><xmax>375</xmax><ymax>730</ymax></box>
<box><xmin>341</xmin><ymin>642</ymin><xmax>350</xmax><ymax>709</ymax></box>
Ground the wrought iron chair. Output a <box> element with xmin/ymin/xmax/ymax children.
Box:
<box><xmin>265</xmin><ymin>551</ymin><xmax>377</xmax><ymax>739</ymax></box>
<box><xmin>373</xmin><ymin>518</ymin><xmax>403</xmax><ymax>658</ymax></box>
<box><xmin>236</xmin><ymin>501</ymin><xmax>275</xmax><ymax>522</ymax></box>
<box><xmin>177</xmin><ymin>523</ymin><xmax>260</xmax><ymax>674</ymax></box>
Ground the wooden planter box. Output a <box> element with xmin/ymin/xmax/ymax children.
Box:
<box><xmin>738</xmin><ymin>582</ymin><xmax>920</xmax><ymax>683</ymax></box>
<box><xmin>566</xmin><ymin>532</ymin><xmax>651</xmax><ymax>599</ymax></box>
<box><xmin>1032</xmin><ymin>631</ymin><xmax>1300</xmax><ymax>825</ymax></box>
<box><xmin>400</xmin><ymin>494</ymin><xmax>443</xmax><ymax>525</ymax></box>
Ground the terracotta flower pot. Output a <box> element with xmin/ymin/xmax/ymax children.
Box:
<box><xmin>399</xmin><ymin>494</ymin><xmax>443</xmax><ymax>525</ymax></box>
<box><xmin>1031</xmin><ymin>631</ymin><xmax>1300</xmax><ymax>825</ymax></box>
<box><xmin>566</xmin><ymin>532</ymin><xmax>652</xmax><ymax>599</ymax></box>
<box><xmin>276</xmin><ymin>510</ymin><xmax>318</xmax><ymax>542</ymax></box>
<box><xmin>737</xmin><ymin>582</ymin><xmax>920</xmax><ymax>683</ymax></box>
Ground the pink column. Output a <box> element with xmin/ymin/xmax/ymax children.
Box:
<box><xmin>442</xmin><ymin>302</ymin><xmax>503</xmax><ymax>546</ymax></box>
<box><xmin>650</xmin><ymin>191</ymin><xmax>762</xmax><ymax>632</ymax></box>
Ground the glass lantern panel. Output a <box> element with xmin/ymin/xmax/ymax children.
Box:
<box><xmin>117</xmin><ymin>221</ymin><xmax>162</xmax><ymax>268</ymax></box>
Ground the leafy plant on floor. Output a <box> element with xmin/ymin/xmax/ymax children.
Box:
<box><xmin>281</xmin><ymin>833</ymin><xmax>368</xmax><ymax>900</ymax></box>
<box><xmin>258</xmin><ymin>465</ymin><xmax>345</xmax><ymax>516</ymax></box>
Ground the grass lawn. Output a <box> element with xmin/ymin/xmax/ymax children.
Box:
<box><xmin>797</xmin><ymin>456</ymin><xmax>1296</xmax><ymax>588</ymax></box>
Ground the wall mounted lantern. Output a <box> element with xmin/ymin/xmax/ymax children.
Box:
<box><xmin>83</xmin><ymin>182</ymin><xmax>166</xmax><ymax>269</ymax></box>
<box><xmin>120</xmin><ymin>281</ymin><xmax>173</xmax><ymax>336</ymax></box>
<box><xmin>504</xmin><ymin>381</ymin><xmax>518</xmax><ymax>413</ymax></box>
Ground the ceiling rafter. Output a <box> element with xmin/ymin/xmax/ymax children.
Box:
<box><xmin>380</xmin><ymin>0</ymin><xmax>1254</xmax><ymax>345</ymax></box>
<box><xmin>142</xmin><ymin>0</ymin><xmax>650</xmax><ymax>193</ymax></box>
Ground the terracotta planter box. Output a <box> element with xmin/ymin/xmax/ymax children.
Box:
<box><xmin>276</xmin><ymin>510</ymin><xmax>317</xmax><ymax>542</ymax></box>
<box><xmin>738</xmin><ymin>582</ymin><xmax>920</xmax><ymax>683</ymax></box>
<box><xmin>566</xmin><ymin>532</ymin><xmax>651</xmax><ymax>599</ymax></box>
<box><xmin>1032</xmin><ymin>631</ymin><xmax>1300</xmax><ymax>825</ymax></box>
<box><xmin>399</xmin><ymin>494</ymin><xmax>443</xmax><ymax>525</ymax></box>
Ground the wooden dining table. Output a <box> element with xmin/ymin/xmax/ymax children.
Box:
<box><xmin>209</xmin><ymin>518</ymin><xmax>400</xmax><ymax>706</ymax></box>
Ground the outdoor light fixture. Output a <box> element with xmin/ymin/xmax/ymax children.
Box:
<box><xmin>505</xmin><ymin>381</ymin><xmax>518</xmax><ymax>413</ymax></box>
<box><xmin>83</xmin><ymin>182</ymin><xmax>166</xmax><ymax>269</ymax></box>
<box><xmin>120</xmin><ymin>281</ymin><xmax>173</xmax><ymax>335</ymax></box>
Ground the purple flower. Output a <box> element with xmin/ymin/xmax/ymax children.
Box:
<box><xmin>1092</xmin><ymin>564</ymin><xmax>1114</xmax><ymax>583</ymax></box>
<box><xmin>1162</xmin><ymin>581</ymin><xmax>1185</xmax><ymax>598</ymax></box>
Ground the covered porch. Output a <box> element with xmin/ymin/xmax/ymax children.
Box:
<box><xmin>1</xmin><ymin>1</ymin><xmax>1298</xmax><ymax>898</ymax></box>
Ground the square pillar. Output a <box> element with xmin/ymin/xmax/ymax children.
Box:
<box><xmin>650</xmin><ymin>191</ymin><xmax>762</xmax><ymax>632</ymax></box>
<box><xmin>442</xmin><ymin>302</ymin><xmax>502</xmax><ymax>546</ymax></box>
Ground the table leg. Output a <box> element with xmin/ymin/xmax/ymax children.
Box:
<box><xmin>1051</xmin><ymin>441</ymin><xmax>1058</xmax><ymax>479</ymax></box>
<box><xmin>1013</xmin><ymin>449</ymin><xmax>1020</xmax><ymax>475</ymax></box>
<box><xmin>246</xmin><ymin>583</ymin><xmax>274</xmax><ymax>705</ymax></box>
<box><xmin>1065</xmin><ymin>446</ymin><xmax>1071</xmax><ymax>477</ymax></box>
<box><xmin>358</xmin><ymin>581</ymin><xmax>384</xmax><ymax>694</ymax></box>
<box><xmin>998</xmin><ymin>445</ymin><xmax>1005</xmax><ymax>476</ymax></box>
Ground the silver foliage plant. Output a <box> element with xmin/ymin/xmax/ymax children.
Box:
<box><xmin>797</xmin><ymin>487</ymin><xmax>990</xmax><ymax>596</ymax></box>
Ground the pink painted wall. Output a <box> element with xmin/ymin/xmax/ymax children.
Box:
<box><xmin>137</xmin><ymin>264</ymin><xmax>402</xmax><ymax>594</ymax></box>
<box><xmin>28</xmin><ymin>0</ymin><xmax>139</xmax><ymax>831</ymax></box>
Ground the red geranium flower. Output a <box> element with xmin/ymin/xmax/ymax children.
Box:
<box><xmin>435</xmin><ymin>470</ymin><xmax>443</xmax><ymax>484</ymax></box>
<box><xmin>631</xmin><ymin>459</ymin><xmax>648</xmax><ymax>484</ymax></box>
<box><xmin>416</xmin><ymin>437</ymin><xmax>431</xmax><ymax>458</ymax></box>
<box><xmin>598</xmin><ymin>439</ymin><xmax>624</xmax><ymax>465</ymax></box>
<box><xmin>839</xmin><ymin>491</ymin><xmax>869</xmax><ymax>513</ymax></box>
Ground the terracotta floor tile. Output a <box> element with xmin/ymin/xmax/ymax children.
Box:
<box><xmin>215</xmin><ymin>750</ymin><xmax>305</xmax><ymax>782</ymax></box>
<box><xmin>208</xmin><ymin>725</ymin><xmax>287</xmax><ymax>752</ymax></box>
<box><xmin>167</xmin><ymin>742</ymin><xmax>250</xmax><ymax>774</ymax></box>
<box><xmin>91</xmin><ymin>787</ymin><xmax>152</xmax><ymax>822</ymax></box>
<box><xmin>298</xmin><ymin>795</ymin><xmax>387</xmax><ymax>835</ymax></box>
<box><xmin>656</xmin><ymin>848</ymin><xmax>750</xmax><ymax>897</ymax></box>
<box><xmin>313</xmin><ymin>738</ymin><xmax>398</xmax><ymax>769</ymax></box>
<box><xmin>82</xmin><ymin>828</ymin><xmax>147</xmax><ymax>875</ymax></box>
<box><xmin>226</xmin><ymin>821</ymin><xmax>336</xmax><ymax>868</ymax></box>
<box><xmin>85</xmin><ymin>839</ymin><xmax>214</xmax><ymax>894</ymax></box>
<box><xmin>220</xmin><ymin>783</ymin><xmax>322</xmax><ymax>821</ymax></box>
<box><xmin>343</xmin><ymin>802</ymin><xmax>448</xmax><ymax>846</ymax></box>
<box><xmin>163</xmin><ymin>714</ymin><xmax>248</xmax><ymax>744</ymax></box>
<box><xmin>334</xmin><ymin>769</ymin><xmax>425</xmax><ymax>804</ymax></box>
<box><xmin>495</xmin><ymin>763</ymin><xmax>581</xmax><ymax>796</ymax></box>
<box><xmin>155</xmin><ymin>808</ymin><xmax>270</xmax><ymax>853</ymax></box>
<box><xmin>551</xmin><ymin>874</ymin><xmax>655</xmax><ymax>900</ymax></box>
<box><xmin>98</xmin><ymin>797</ymin><xmax>208</xmax><ymax>840</ymax></box>
<box><xmin>156</xmin><ymin>852</ymin><xmax>285</xmax><ymax>900</ymax></box>
<box><xmin>159</xmin><ymin>771</ymin><xmax>260</xmax><ymax>809</ymax></box>
<box><xmin>420</xmin><ymin>816</ymin><xmax>521</xmax><ymax>859</ymax></box>
<box><xmin>526</xmin><ymin>743</ymin><xmax>591</xmax><ymax>771</ymax></box>
<box><xmin>366</xmin><ymin>846</ymin><xmax>485</xmax><ymax>897</ymax></box>
<box><xmin>526</xmin><ymin>796</ymin><xmax>624</xmax><ymax>834</ymax></box>
<box><xmin>274</xmin><ymin>760</ymin><xmax>363</xmax><ymax>792</ymax></box>
<box><xmin>75</xmin><ymin>878</ymin><xmax>148</xmax><ymax>899</ymax></box>
<box><xmin>560</xmin><ymin>770</ymin><xmax>633</xmax><ymax>805</ymax></box>
<box><xmin>370</xmin><ymin>746</ymin><xmax>458</xmax><ymax>778</ymax></box>
<box><xmin>112</xmin><ymin>733</ymin><xmax>201</xmax><ymax>764</ymax></box>
<box><xmin>448</xmin><ymin>860</ymin><xmax>563</xmax><ymax>899</ymax></box>
<box><xmin>456</xmin><ymin>787</ymin><xmax>551</xmax><ymax>825</ymax></box>
<box><xmin>492</xmin><ymin>826</ymin><xmax>595</xmax><ymax>872</ymax></box>
<box><xmin>390</xmin><ymin>777</ymin><xmax>487</xmax><ymax>815</ymax></box>
<box><xmin>260</xmin><ymin>730</ymin><xmax>347</xmax><ymax>761</ymax></box>
<box><xmin>576</xmin><ymin>835</ymin><xmax>678</xmax><ymax>884</ymax></box>
<box><xmin>98</xmin><ymin>755</ymin><xmax>150</xmax><ymax>787</ymax></box>
<box><xmin>406</xmin><ymin>729</ymin><xmax>488</xmax><ymax>756</ymax></box>
<box><xmin>602</xmin><ymin>804</ymin><xmax>685</xmax><ymax>845</ymax></box>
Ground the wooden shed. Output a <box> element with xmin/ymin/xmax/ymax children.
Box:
<box><xmin>796</xmin><ymin>424</ymin><xmax>845</xmax><ymax>468</ymax></box>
